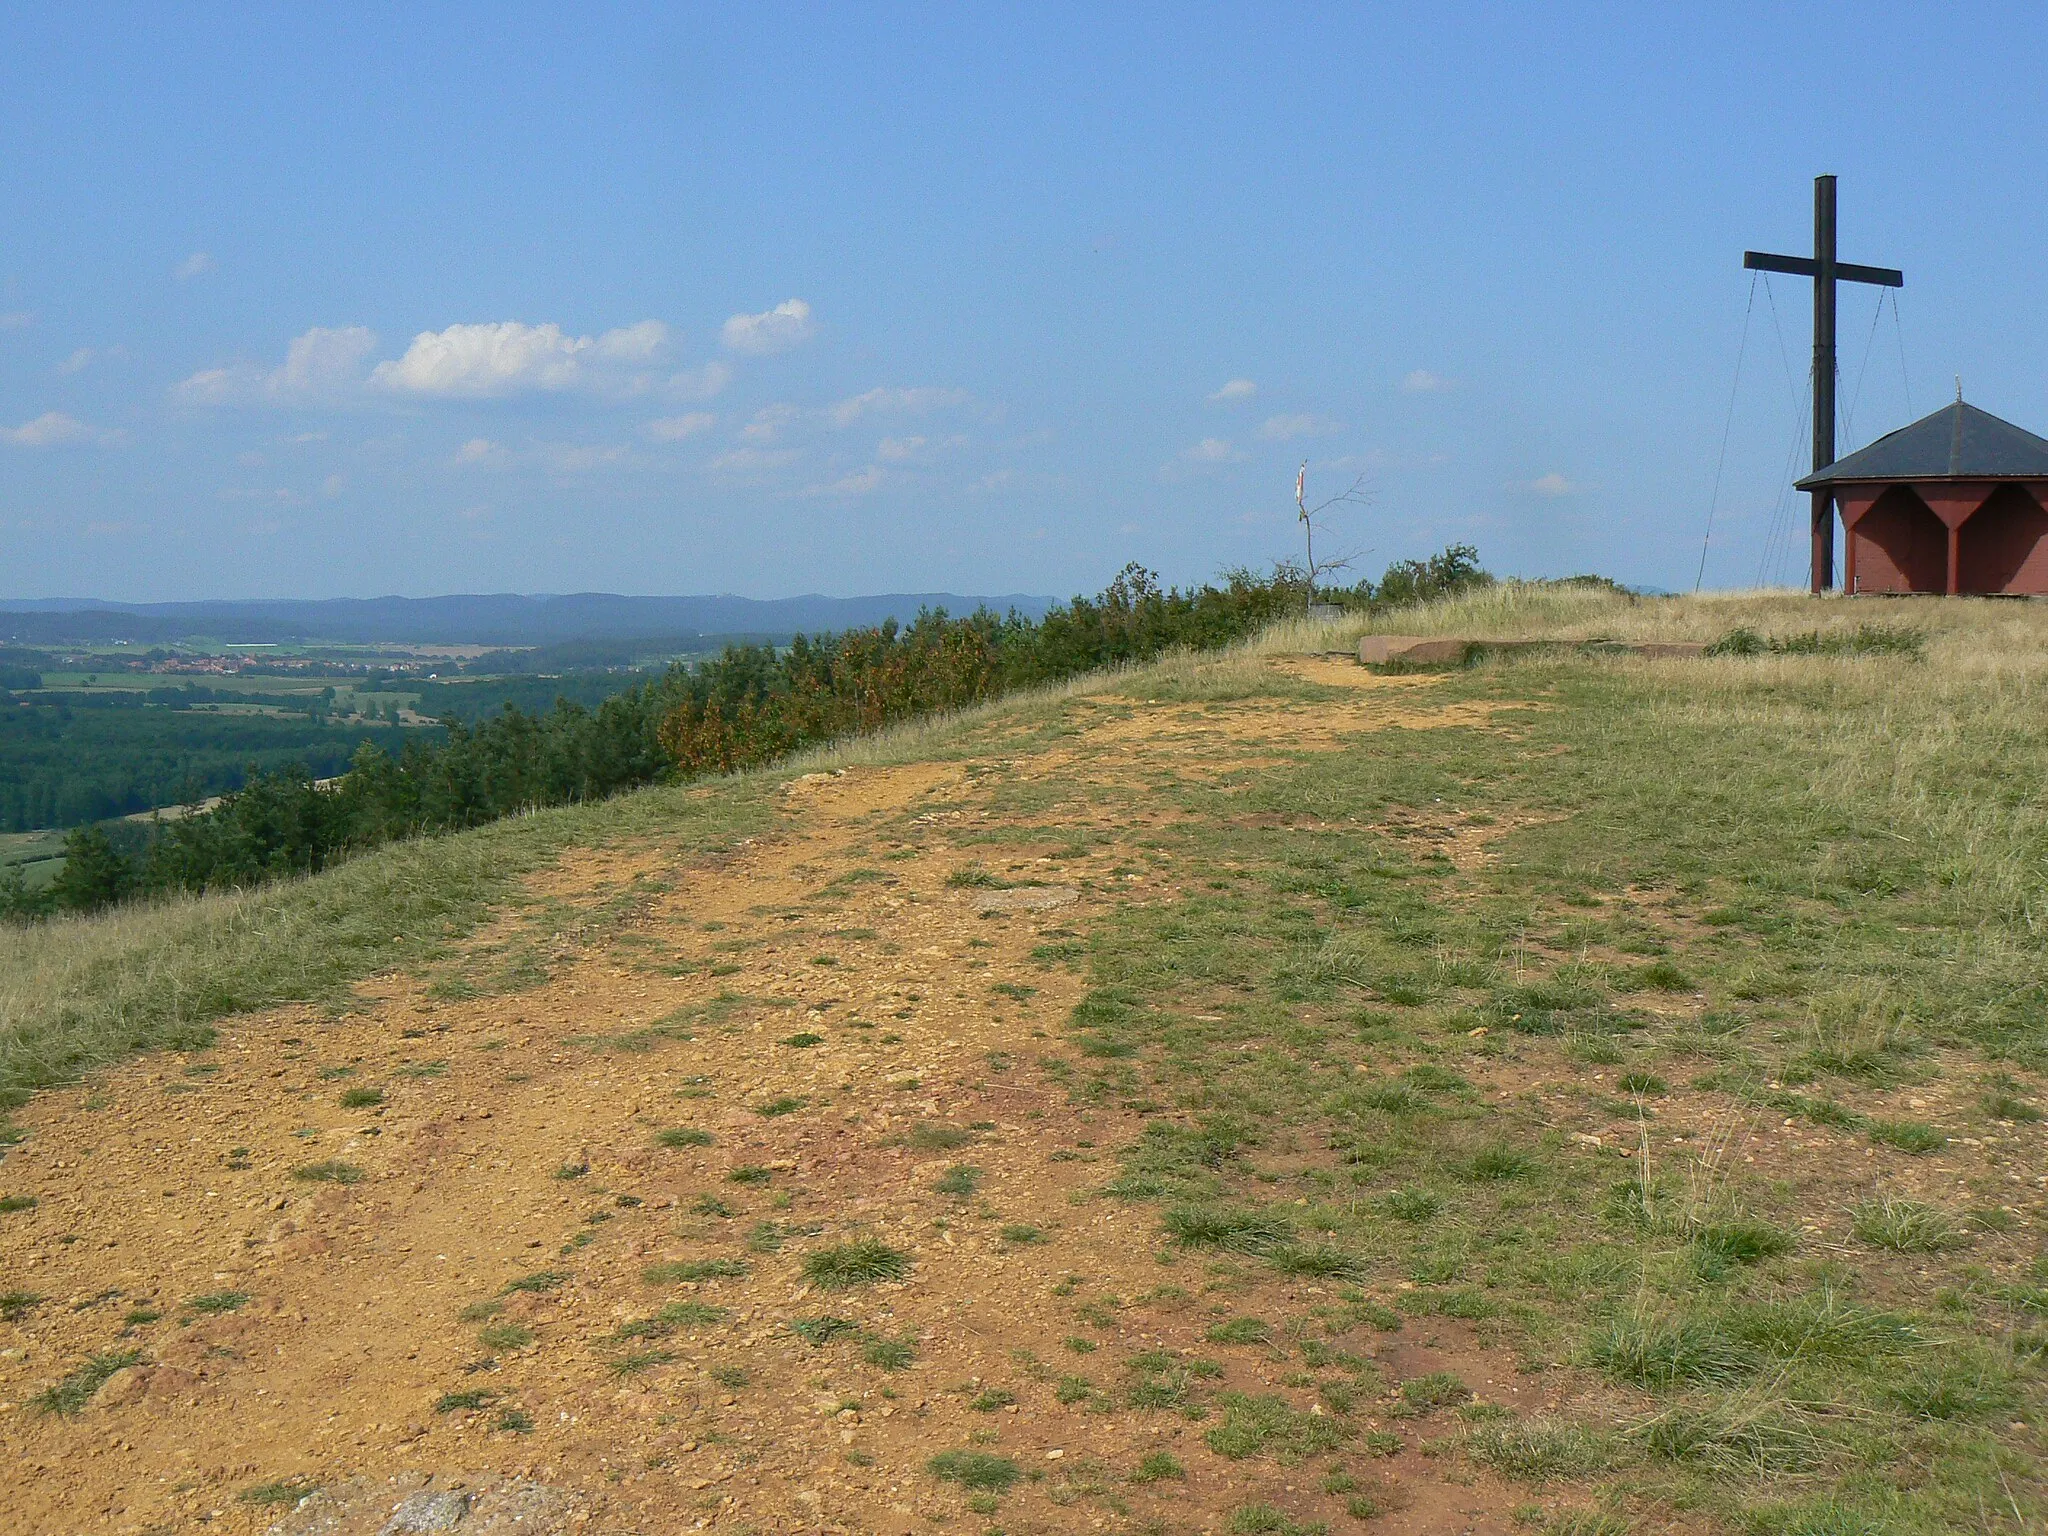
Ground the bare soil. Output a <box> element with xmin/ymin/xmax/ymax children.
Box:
<box><xmin>5</xmin><ymin>660</ymin><xmax>2028</xmax><ymax>1535</ymax></box>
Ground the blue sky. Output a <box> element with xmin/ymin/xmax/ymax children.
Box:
<box><xmin>3</xmin><ymin>4</ymin><xmax>2044</xmax><ymax>601</ymax></box>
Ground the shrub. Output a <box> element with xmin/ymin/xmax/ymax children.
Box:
<box><xmin>654</xmin><ymin>1126</ymin><xmax>713</xmax><ymax>1148</ymax></box>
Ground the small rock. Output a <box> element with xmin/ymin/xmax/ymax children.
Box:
<box><xmin>380</xmin><ymin>1490</ymin><xmax>472</xmax><ymax>1534</ymax></box>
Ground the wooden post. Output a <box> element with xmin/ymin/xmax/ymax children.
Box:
<box><xmin>1810</xmin><ymin>176</ymin><xmax>1837</xmax><ymax>594</ymax></box>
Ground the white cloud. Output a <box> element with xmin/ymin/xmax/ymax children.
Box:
<box><xmin>175</xmin><ymin>325</ymin><xmax>378</xmax><ymax>405</ymax></box>
<box><xmin>320</xmin><ymin>473</ymin><xmax>345</xmax><ymax>499</ymax></box>
<box><xmin>2</xmin><ymin>411</ymin><xmax>94</xmax><ymax>447</ymax></box>
<box><xmin>1257</xmin><ymin>413</ymin><xmax>1342</xmax><ymax>441</ymax></box>
<box><xmin>721</xmin><ymin>299</ymin><xmax>814</xmax><ymax>355</ymax></box>
<box><xmin>667</xmin><ymin>360</ymin><xmax>731</xmax><ymax>401</ymax></box>
<box><xmin>1402</xmin><ymin>369</ymin><xmax>1453</xmax><ymax>393</ymax></box>
<box><xmin>176</xmin><ymin>251</ymin><xmax>216</xmax><ymax>281</ymax></box>
<box><xmin>804</xmin><ymin>464</ymin><xmax>885</xmax><ymax>497</ymax></box>
<box><xmin>1183</xmin><ymin>437</ymin><xmax>1242</xmax><ymax>463</ymax></box>
<box><xmin>646</xmin><ymin>412</ymin><xmax>715</xmax><ymax>441</ymax></box>
<box><xmin>1209</xmin><ymin>378</ymin><xmax>1257</xmax><ymax>403</ymax></box>
<box><xmin>371</xmin><ymin>320</ymin><xmax>669</xmax><ymax>397</ymax></box>
<box><xmin>827</xmin><ymin>385</ymin><xmax>970</xmax><ymax>428</ymax></box>
<box><xmin>875</xmin><ymin>435</ymin><xmax>927</xmax><ymax>463</ymax></box>
<box><xmin>58</xmin><ymin>348</ymin><xmax>95</xmax><ymax>374</ymax></box>
<box><xmin>741</xmin><ymin>403</ymin><xmax>799</xmax><ymax>443</ymax></box>
<box><xmin>592</xmin><ymin>320</ymin><xmax>667</xmax><ymax>362</ymax></box>
<box><xmin>1522</xmin><ymin>472</ymin><xmax>1588</xmax><ymax>497</ymax></box>
<box><xmin>545</xmin><ymin>444</ymin><xmax>630</xmax><ymax>472</ymax></box>
<box><xmin>0</xmin><ymin>311</ymin><xmax>32</xmax><ymax>330</ymax></box>
<box><xmin>706</xmin><ymin>445</ymin><xmax>799</xmax><ymax>473</ymax></box>
<box><xmin>452</xmin><ymin>437</ymin><xmax>504</xmax><ymax>466</ymax></box>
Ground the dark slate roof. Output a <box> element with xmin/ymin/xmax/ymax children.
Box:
<box><xmin>1798</xmin><ymin>400</ymin><xmax>2048</xmax><ymax>487</ymax></box>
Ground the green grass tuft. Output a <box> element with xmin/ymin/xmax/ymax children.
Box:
<box><xmin>1867</xmin><ymin>1118</ymin><xmax>1946</xmax><ymax>1154</ymax></box>
<box><xmin>642</xmin><ymin>1258</ymin><xmax>748</xmax><ymax>1284</ymax></box>
<box><xmin>479</xmin><ymin>1320</ymin><xmax>533</xmax><ymax>1350</ymax></box>
<box><xmin>1225</xmin><ymin>1506</ymin><xmax>1328</xmax><ymax>1536</ymax></box>
<box><xmin>34</xmin><ymin>1349</ymin><xmax>145</xmax><ymax>1414</ymax></box>
<box><xmin>500</xmin><ymin>1268</ymin><xmax>569</xmax><ymax>1294</ymax></box>
<box><xmin>290</xmin><ymin>1160</ymin><xmax>363</xmax><ymax>1184</ymax></box>
<box><xmin>235</xmin><ymin>1480</ymin><xmax>318</xmax><ymax>1509</ymax></box>
<box><xmin>1850</xmin><ymin>1194</ymin><xmax>1962</xmax><ymax>1252</ymax></box>
<box><xmin>927</xmin><ymin>1449</ymin><xmax>1020</xmax><ymax>1492</ymax></box>
<box><xmin>933</xmin><ymin>1164</ymin><xmax>982</xmax><ymax>1198</ymax></box>
<box><xmin>184</xmin><ymin>1289</ymin><xmax>249</xmax><ymax>1315</ymax></box>
<box><xmin>1161</xmin><ymin>1202</ymin><xmax>1294</xmax><ymax>1253</ymax></box>
<box><xmin>803</xmin><ymin>1238</ymin><xmax>911</xmax><ymax>1290</ymax></box>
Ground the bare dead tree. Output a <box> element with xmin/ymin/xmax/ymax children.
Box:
<box><xmin>1294</xmin><ymin>461</ymin><xmax>1373</xmax><ymax>606</ymax></box>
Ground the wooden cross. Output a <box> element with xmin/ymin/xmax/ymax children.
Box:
<box><xmin>1745</xmin><ymin>175</ymin><xmax>1902</xmax><ymax>592</ymax></box>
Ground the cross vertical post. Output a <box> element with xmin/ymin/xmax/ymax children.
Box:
<box><xmin>1811</xmin><ymin>175</ymin><xmax>1837</xmax><ymax>592</ymax></box>
<box><xmin>1744</xmin><ymin>176</ymin><xmax>1902</xmax><ymax>593</ymax></box>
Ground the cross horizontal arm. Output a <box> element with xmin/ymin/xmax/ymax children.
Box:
<box><xmin>1744</xmin><ymin>250</ymin><xmax>1816</xmax><ymax>277</ymax></box>
<box><xmin>1743</xmin><ymin>250</ymin><xmax>1903</xmax><ymax>287</ymax></box>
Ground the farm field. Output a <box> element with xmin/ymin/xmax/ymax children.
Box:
<box><xmin>0</xmin><ymin>648</ymin><xmax>712</xmax><ymax>835</ymax></box>
<box><xmin>0</xmin><ymin>588</ymin><xmax>2042</xmax><ymax>1536</ymax></box>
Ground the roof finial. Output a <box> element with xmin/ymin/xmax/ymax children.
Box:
<box><xmin>1957</xmin><ymin>375</ymin><xmax>1964</xmax><ymax>404</ymax></box>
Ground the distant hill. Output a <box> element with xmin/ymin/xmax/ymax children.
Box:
<box><xmin>0</xmin><ymin>591</ymin><xmax>1057</xmax><ymax>647</ymax></box>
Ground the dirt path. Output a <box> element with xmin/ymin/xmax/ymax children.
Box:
<box><xmin>1</xmin><ymin>662</ymin><xmax>1570</xmax><ymax>1536</ymax></box>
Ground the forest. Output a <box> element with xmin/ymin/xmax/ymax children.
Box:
<box><xmin>0</xmin><ymin>704</ymin><xmax>403</xmax><ymax>832</ymax></box>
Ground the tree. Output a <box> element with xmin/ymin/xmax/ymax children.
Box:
<box><xmin>0</xmin><ymin>863</ymin><xmax>53</xmax><ymax>922</ymax></box>
<box><xmin>50</xmin><ymin>826</ymin><xmax>134</xmax><ymax>912</ymax></box>
<box><xmin>1293</xmin><ymin>461</ymin><xmax>1372</xmax><ymax>607</ymax></box>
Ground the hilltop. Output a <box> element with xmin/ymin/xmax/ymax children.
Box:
<box><xmin>0</xmin><ymin>588</ymin><xmax>2042</xmax><ymax>1536</ymax></box>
